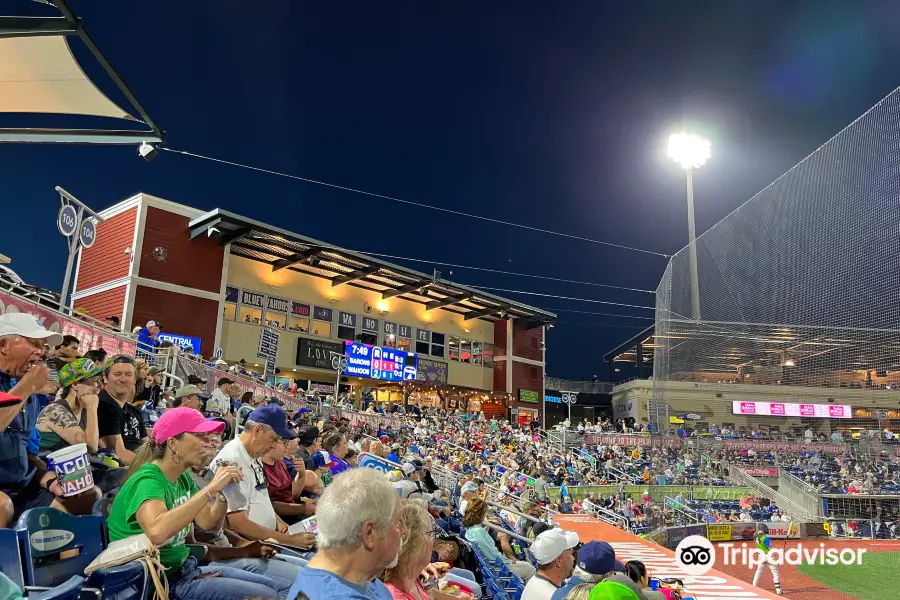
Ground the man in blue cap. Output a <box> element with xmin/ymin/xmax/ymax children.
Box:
<box><xmin>552</xmin><ymin>541</ymin><xmax>625</xmax><ymax>600</ymax></box>
<box><xmin>212</xmin><ymin>405</ymin><xmax>315</xmax><ymax>550</ymax></box>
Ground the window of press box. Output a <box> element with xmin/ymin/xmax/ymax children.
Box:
<box><xmin>430</xmin><ymin>333</ymin><xmax>445</xmax><ymax>358</ymax></box>
<box><xmin>469</xmin><ymin>341</ymin><xmax>483</xmax><ymax>365</ymax></box>
<box><xmin>358</xmin><ymin>331</ymin><xmax>377</xmax><ymax>345</ymax></box>
<box><xmin>337</xmin><ymin>325</ymin><xmax>356</xmax><ymax>342</ymax></box>
<box><xmin>448</xmin><ymin>337</ymin><xmax>460</xmax><ymax>361</ymax></box>
<box><xmin>416</xmin><ymin>341</ymin><xmax>430</xmax><ymax>354</ymax></box>
<box><xmin>239</xmin><ymin>306</ymin><xmax>263</xmax><ymax>324</ymax></box>
<box><xmin>398</xmin><ymin>337</ymin><xmax>411</xmax><ymax>352</ymax></box>
<box><xmin>482</xmin><ymin>343</ymin><xmax>493</xmax><ymax>367</ymax></box>
<box><xmin>223</xmin><ymin>303</ymin><xmax>237</xmax><ymax>321</ymax></box>
<box><xmin>384</xmin><ymin>334</ymin><xmax>397</xmax><ymax>349</ymax></box>
<box><xmin>289</xmin><ymin>316</ymin><xmax>310</xmax><ymax>333</ymax></box>
<box><xmin>265</xmin><ymin>311</ymin><xmax>286</xmax><ymax>329</ymax></box>
<box><xmin>312</xmin><ymin>320</ymin><xmax>332</xmax><ymax>338</ymax></box>
<box><xmin>460</xmin><ymin>340</ymin><xmax>472</xmax><ymax>362</ymax></box>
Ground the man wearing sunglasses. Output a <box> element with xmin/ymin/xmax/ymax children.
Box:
<box><xmin>212</xmin><ymin>405</ymin><xmax>317</xmax><ymax>550</ymax></box>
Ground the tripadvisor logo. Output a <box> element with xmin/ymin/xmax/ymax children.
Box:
<box><xmin>674</xmin><ymin>534</ymin><xmax>866</xmax><ymax>575</ymax></box>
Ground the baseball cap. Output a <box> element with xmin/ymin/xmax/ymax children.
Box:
<box><xmin>217</xmin><ymin>377</ymin><xmax>235</xmax><ymax>387</ymax></box>
<box><xmin>147</xmin><ymin>366</ymin><xmax>161</xmax><ymax>375</ymax></box>
<box><xmin>531</xmin><ymin>528</ymin><xmax>580</xmax><ymax>565</ymax></box>
<box><xmin>577</xmin><ymin>541</ymin><xmax>625</xmax><ymax>574</ymax></box>
<box><xmin>391</xmin><ymin>443</ymin><xmax>401</xmax><ymax>450</ymax></box>
<box><xmin>247</xmin><ymin>405</ymin><xmax>297</xmax><ymax>440</ymax></box>
<box><xmin>0</xmin><ymin>313</ymin><xmax>63</xmax><ymax>347</ymax></box>
<box><xmin>460</xmin><ymin>482</ymin><xmax>478</xmax><ymax>495</ymax></box>
<box><xmin>58</xmin><ymin>358</ymin><xmax>104</xmax><ymax>388</ymax></box>
<box><xmin>146</xmin><ymin>320</ymin><xmax>163</xmax><ymax>329</ymax></box>
<box><xmin>312</xmin><ymin>450</ymin><xmax>332</xmax><ymax>469</ymax></box>
<box><xmin>175</xmin><ymin>384</ymin><xmax>210</xmax><ymax>399</ymax></box>
<box><xmin>153</xmin><ymin>407</ymin><xmax>225</xmax><ymax>444</ymax></box>
<box><xmin>0</xmin><ymin>391</ymin><xmax>22</xmax><ymax>408</ymax></box>
<box><xmin>298</xmin><ymin>425</ymin><xmax>319</xmax><ymax>445</ymax></box>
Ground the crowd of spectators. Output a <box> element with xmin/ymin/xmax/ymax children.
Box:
<box><xmin>9</xmin><ymin>309</ymin><xmax>900</xmax><ymax>598</ymax></box>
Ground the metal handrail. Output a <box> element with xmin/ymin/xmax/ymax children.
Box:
<box><xmin>483</xmin><ymin>522</ymin><xmax>533</xmax><ymax>544</ymax></box>
<box><xmin>664</xmin><ymin>496</ymin><xmax>703</xmax><ymax>524</ymax></box>
<box><xmin>728</xmin><ymin>468</ymin><xmax>814</xmax><ymax>521</ymax></box>
<box><xmin>588</xmin><ymin>505</ymin><xmax>629</xmax><ymax>529</ymax></box>
<box><xmin>487</xmin><ymin>500</ymin><xmax>544</xmax><ymax>525</ymax></box>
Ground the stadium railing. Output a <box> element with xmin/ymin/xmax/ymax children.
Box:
<box><xmin>728</xmin><ymin>466</ymin><xmax>817</xmax><ymax>521</ymax></box>
<box><xmin>777</xmin><ymin>470</ymin><xmax>826</xmax><ymax>519</ymax></box>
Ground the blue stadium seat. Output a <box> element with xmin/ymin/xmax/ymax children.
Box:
<box><xmin>0</xmin><ymin>527</ymin><xmax>26</xmax><ymax>590</ymax></box>
<box><xmin>29</xmin><ymin>576</ymin><xmax>91</xmax><ymax>600</ymax></box>
<box><xmin>16</xmin><ymin>508</ymin><xmax>147</xmax><ymax>600</ymax></box>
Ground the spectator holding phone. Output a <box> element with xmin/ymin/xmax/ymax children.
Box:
<box><xmin>36</xmin><ymin>358</ymin><xmax>103</xmax><ymax>452</ymax></box>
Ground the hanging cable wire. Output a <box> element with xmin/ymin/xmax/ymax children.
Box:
<box><xmin>162</xmin><ymin>147</ymin><xmax>669</xmax><ymax>258</ymax></box>
<box><xmin>555</xmin><ymin>321</ymin><xmax>650</xmax><ymax>329</ymax></box>
<box><xmin>467</xmin><ymin>285</ymin><xmax>656</xmax><ymax>310</ymax></box>
<box><xmin>542</xmin><ymin>307</ymin><xmax>656</xmax><ymax>321</ymax></box>
<box><xmin>340</xmin><ymin>248</ymin><xmax>655</xmax><ymax>294</ymax></box>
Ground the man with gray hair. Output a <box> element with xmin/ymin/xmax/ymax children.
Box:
<box><xmin>287</xmin><ymin>468</ymin><xmax>406</xmax><ymax>600</ymax></box>
<box><xmin>212</xmin><ymin>405</ymin><xmax>315</xmax><ymax>548</ymax></box>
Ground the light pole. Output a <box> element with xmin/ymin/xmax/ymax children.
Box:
<box><xmin>561</xmin><ymin>391</ymin><xmax>577</xmax><ymax>447</ymax></box>
<box><xmin>667</xmin><ymin>133</ymin><xmax>711</xmax><ymax>322</ymax></box>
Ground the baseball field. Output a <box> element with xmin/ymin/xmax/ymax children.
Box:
<box><xmin>712</xmin><ymin>539</ymin><xmax>900</xmax><ymax>600</ymax></box>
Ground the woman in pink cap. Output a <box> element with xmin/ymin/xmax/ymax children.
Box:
<box><xmin>107</xmin><ymin>407</ymin><xmax>296</xmax><ymax>600</ymax></box>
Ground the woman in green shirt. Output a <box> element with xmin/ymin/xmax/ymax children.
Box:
<box><xmin>107</xmin><ymin>407</ymin><xmax>294</xmax><ymax>600</ymax></box>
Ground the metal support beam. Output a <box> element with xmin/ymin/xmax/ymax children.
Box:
<box><xmin>219</xmin><ymin>227</ymin><xmax>251</xmax><ymax>246</ymax></box>
<box><xmin>426</xmin><ymin>292</ymin><xmax>473</xmax><ymax>312</ymax></box>
<box><xmin>0</xmin><ymin>16</ymin><xmax>79</xmax><ymax>37</ymax></box>
<box><xmin>189</xmin><ymin>218</ymin><xmax>223</xmax><ymax>240</ymax></box>
<box><xmin>462</xmin><ymin>304</ymin><xmax>506</xmax><ymax>321</ymax></box>
<box><xmin>382</xmin><ymin>281</ymin><xmax>426</xmax><ymax>300</ymax></box>
<box><xmin>272</xmin><ymin>248</ymin><xmax>321</xmax><ymax>272</ymax></box>
<box><xmin>0</xmin><ymin>129</ymin><xmax>163</xmax><ymax>145</ymax></box>
<box><xmin>331</xmin><ymin>265</ymin><xmax>378</xmax><ymax>287</ymax></box>
<box><xmin>52</xmin><ymin>0</ymin><xmax>166</xmax><ymax>144</ymax></box>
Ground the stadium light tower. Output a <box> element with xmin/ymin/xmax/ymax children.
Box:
<box><xmin>667</xmin><ymin>133</ymin><xmax>711</xmax><ymax>321</ymax></box>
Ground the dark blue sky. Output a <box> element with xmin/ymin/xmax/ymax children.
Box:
<box><xmin>4</xmin><ymin>1</ymin><xmax>900</xmax><ymax>379</ymax></box>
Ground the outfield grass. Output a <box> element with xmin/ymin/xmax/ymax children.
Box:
<box><xmin>797</xmin><ymin>552</ymin><xmax>900</xmax><ymax>600</ymax></box>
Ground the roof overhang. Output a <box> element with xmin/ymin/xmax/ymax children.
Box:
<box><xmin>0</xmin><ymin>2</ymin><xmax>164</xmax><ymax>146</ymax></box>
<box><xmin>189</xmin><ymin>209</ymin><xmax>557</xmax><ymax>326</ymax></box>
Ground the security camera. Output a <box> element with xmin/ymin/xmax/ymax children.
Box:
<box><xmin>539</xmin><ymin>342</ymin><xmax>546</xmax><ymax>350</ymax></box>
<box><xmin>138</xmin><ymin>142</ymin><xmax>158</xmax><ymax>162</ymax></box>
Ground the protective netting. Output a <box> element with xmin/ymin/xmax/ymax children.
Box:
<box><xmin>653</xmin><ymin>86</ymin><xmax>900</xmax><ymax>435</ymax></box>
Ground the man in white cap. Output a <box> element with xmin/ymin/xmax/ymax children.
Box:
<box><xmin>521</xmin><ymin>528</ymin><xmax>580</xmax><ymax>600</ymax></box>
<box><xmin>0</xmin><ymin>313</ymin><xmax>99</xmax><ymax>526</ymax></box>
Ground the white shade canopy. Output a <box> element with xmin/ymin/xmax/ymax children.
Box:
<box><xmin>0</xmin><ymin>34</ymin><xmax>134</xmax><ymax>120</ymax></box>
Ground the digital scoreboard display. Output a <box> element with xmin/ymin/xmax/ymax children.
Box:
<box><xmin>732</xmin><ymin>400</ymin><xmax>851</xmax><ymax>419</ymax></box>
<box><xmin>344</xmin><ymin>341</ymin><xmax>418</xmax><ymax>382</ymax></box>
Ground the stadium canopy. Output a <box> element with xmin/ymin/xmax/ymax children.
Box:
<box><xmin>0</xmin><ymin>0</ymin><xmax>163</xmax><ymax>145</ymax></box>
<box><xmin>189</xmin><ymin>209</ymin><xmax>557</xmax><ymax>327</ymax></box>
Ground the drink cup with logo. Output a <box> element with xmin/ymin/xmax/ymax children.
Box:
<box><xmin>46</xmin><ymin>443</ymin><xmax>94</xmax><ymax>496</ymax></box>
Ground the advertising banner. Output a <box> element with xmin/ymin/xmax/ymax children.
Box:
<box><xmin>0</xmin><ymin>289</ymin><xmax>136</xmax><ymax>357</ymax></box>
<box><xmin>707</xmin><ymin>524</ymin><xmax>733</xmax><ymax>541</ymax></box>
<box><xmin>417</xmin><ymin>358</ymin><xmax>449</xmax><ymax>385</ymax></box>
<box><xmin>733</xmin><ymin>400</ymin><xmax>851</xmax><ymax>419</ymax></box>
<box><xmin>723</xmin><ymin>440</ymin><xmax>846</xmax><ymax>455</ymax></box>
<box><xmin>734</xmin><ymin>466</ymin><xmax>779</xmax><ymax>477</ymax></box>
<box><xmin>359</xmin><ymin>452</ymin><xmax>401</xmax><ymax>473</ymax></box>
<box><xmin>585</xmin><ymin>434</ymin><xmax>680</xmax><ymax>449</ymax></box>
<box><xmin>728</xmin><ymin>521</ymin><xmax>799</xmax><ymax>540</ymax></box>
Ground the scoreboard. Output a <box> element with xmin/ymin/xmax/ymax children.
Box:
<box><xmin>344</xmin><ymin>341</ymin><xmax>418</xmax><ymax>382</ymax></box>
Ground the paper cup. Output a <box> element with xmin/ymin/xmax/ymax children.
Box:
<box><xmin>46</xmin><ymin>443</ymin><xmax>94</xmax><ymax>497</ymax></box>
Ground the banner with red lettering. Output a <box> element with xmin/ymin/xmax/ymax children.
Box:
<box><xmin>723</xmin><ymin>440</ymin><xmax>846</xmax><ymax>455</ymax></box>
<box><xmin>585</xmin><ymin>434</ymin><xmax>680</xmax><ymax>449</ymax></box>
<box><xmin>0</xmin><ymin>288</ymin><xmax>136</xmax><ymax>357</ymax></box>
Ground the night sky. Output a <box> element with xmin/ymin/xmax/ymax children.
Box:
<box><xmin>4</xmin><ymin>1</ymin><xmax>900</xmax><ymax>380</ymax></box>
